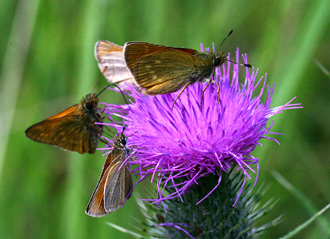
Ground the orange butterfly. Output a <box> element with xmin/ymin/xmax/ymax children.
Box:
<box><xmin>25</xmin><ymin>93</ymin><xmax>104</xmax><ymax>154</ymax></box>
<box><xmin>85</xmin><ymin>130</ymin><xmax>133</xmax><ymax>217</ymax></box>
<box><xmin>95</xmin><ymin>40</ymin><xmax>136</xmax><ymax>86</ymax></box>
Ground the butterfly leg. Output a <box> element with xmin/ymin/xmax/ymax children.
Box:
<box><xmin>200</xmin><ymin>79</ymin><xmax>212</xmax><ymax>111</ymax></box>
<box><xmin>99</xmin><ymin>106</ymin><xmax>118</xmax><ymax>138</ymax></box>
<box><xmin>99</xmin><ymin>126</ymin><xmax>116</xmax><ymax>143</ymax></box>
<box><xmin>171</xmin><ymin>81</ymin><xmax>192</xmax><ymax>110</ymax></box>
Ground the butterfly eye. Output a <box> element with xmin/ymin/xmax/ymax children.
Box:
<box><xmin>85</xmin><ymin>102</ymin><xmax>94</xmax><ymax>110</ymax></box>
<box><xmin>213</xmin><ymin>57</ymin><xmax>222</xmax><ymax>66</ymax></box>
<box><xmin>121</xmin><ymin>138</ymin><xmax>126</xmax><ymax>145</ymax></box>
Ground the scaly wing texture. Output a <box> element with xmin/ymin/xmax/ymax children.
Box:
<box><xmin>51</xmin><ymin>118</ymin><xmax>99</xmax><ymax>154</ymax></box>
<box><xmin>103</xmin><ymin>149</ymin><xmax>133</xmax><ymax>212</ymax></box>
<box><xmin>95</xmin><ymin>40</ymin><xmax>123</xmax><ymax>61</ymax></box>
<box><xmin>25</xmin><ymin>105</ymin><xmax>100</xmax><ymax>154</ymax></box>
<box><xmin>124</xmin><ymin>41</ymin><xmax>198</xmax><ymax>72</ymax></box>
<box><xmin>85</xmin><ymin>150</ymin><xmax>132</xmax><ymax>216</ymax></box>
<box><xmin>104</xmin><ymin>162</ymin><xmax>133</xmax><ymax>212</ymax></box>
<box><xmin>85</xmin><ymin>162</ymin><xmax>111</xmax><ymax>217</ymax></box>
<box><xmin>95</xmin><ymin>40</ymin><xmax>135</xmax><ymax>85</ymax></box>
<box><xmin>25</xmin><ymin>104</ymin><xmax>78</xmax><ymax>145</ymax></box>
<box><xmin>131</xmin><ymin>51</ymin><xmax>199</xmax><ymax>94</ymax></box>
<box><xmin>85</xmin><ymin>153</ymin><xmax>117</xmax><ymax>217</ymax></box>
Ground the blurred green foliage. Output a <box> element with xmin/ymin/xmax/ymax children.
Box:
<box><xmin>0</xmin><ymin>0</ymin><xmax>329</xmax><ymax>238</ymax></box>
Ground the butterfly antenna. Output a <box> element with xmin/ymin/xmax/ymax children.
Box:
<box><xmin>97</xmin><ymin>84</ymin><xmax>132</xmax><ymax>112</ymax></box>
<box><xmin>112</xmin><ymin>85</ymin><xmax>130</xmax><ymax>106</ymax></box>
<box><xmin>217</xmin><ymin>30</ymin><xmax>233</xmax><ymax>52</ymax></box>
<box><xmin>216</xmin><ymin>30</ymin><xmax>252</xmax><ymax>68</ymax></box>
<box><xmin>127</xmin><ymin>130</ymin><xmax>139</xmax><ymax>138</ymax></box>
<box><xmin>89</xmin><ymin>66</ymin><xmax>108</xmax><ymax>93</ymax></box>
<box><xmin>120</xmin><ymin>123</ymin><xmax>138</xmax><ymax>138</ymax></box>
<box><xmin>96</xmin><ymin>84</ymin><xmax>110</xmax><ymax>97</ymax></box>
<box><xmin>226</xmin><ymin>59</ymin><xmax>251</xmax><ymax>68</ymax></box>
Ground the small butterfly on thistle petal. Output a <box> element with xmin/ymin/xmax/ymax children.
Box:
<box><xmin>85</xmin><ymin>129</ymin><xmax>133</xmax><ymax>217</ymax></box>
<box><xmin>25</xmin><ymin>90</ymin><xmax>106</xmax><ymax>154</ymax></box>
<box><xmin>123</xmin><ymin>30</ymin><xmax>251</xmax><ymax>108</ymax></box>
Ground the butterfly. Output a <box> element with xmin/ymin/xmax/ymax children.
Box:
<box><xmin>95</xmin><ymin>40</ymin><xmax>135</xmax><ymax>86</ymax></box>
<box><xmin>124</xmin><ymin>30</ymin><xmax>251</xmax><ymax>107</ymax></box>
<box><xmin>25</xmin><ymin>93</ymin><xmax>104</xmax><ymax>154</ymax></box>
<box><xmin>85</xmin><ymin>130</ymin><xmax>133</xmax><ymax>217</ymax></box>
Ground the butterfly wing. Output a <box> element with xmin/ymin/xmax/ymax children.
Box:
<box><xmin>95</xmin><ymin>40</ymin><xmax>123</xmax><ymax>61</ymax></box>
<box><xmin>133</xmin><ymin>53</ymin><xmax>200</xmax><ymax>94</ymax></box>
<box><xmin>104</xmin><ymin>165</ymin><xmax>133</xmax><ymax>213</ymax></box>
<box><xmin>25</xmin><ymin>104</ymin><xmax>77</xmax><ymax>144</ymax></box>
<box><xmin>85</xmin><ymin>156</ymin><xmax>113</xmax><ymax>217</ymax></box>
<box><xmin>124</xmin><ymin>41</ymin><xmax>198</xmax><ymax>71</ymax></box>
<box><xmin>49</xmin><ymin>117</ymin><xmax>100</xmax><ymax>154</ymax></box>
<box><xmin>104</xmin><ymin>149</ymin><xmax>133</xmax><ymax>213</ymax></box>
<box><xmin>124</xmin><ymin>42</ymin><xmax>202</xmax><ymax>94</ymax></box>
<box><xmin>25</xmin><ymin>104</ymin><xmax>102</xmax><ymax>154</ymax></box>
<box><xmin>95</xmin><ymin>40</ymin><xmax>135</xmax><ymax>85</ymax></box>
<box><xmin>85</xmin><ymin>149</ymin><xmax>132</xmax><ymax>217</ymax></box>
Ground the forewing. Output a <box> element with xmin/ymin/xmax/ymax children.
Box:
<box><xmin>25</xmin><ymin>105</ymin><xmax>101</xmax><ymax>154</ymax></box>
<box><xmin>104</xmin><ymin>154</ymin><xmax>133</xmax><ymax>212</ymax></box>
<box><xmin>43</xmin><ymin>104</ymin><xmax>78</xmax><ymax>120</ymax></box>
<box><xmin>95</xmin><ymin>40</ymin><xmax>135</xmax><ymax>85</ymax></box>
<box><xmin>51</xmin><ymin>119</ymin><xmax>99</xmax><ymax>154</ymax></box>
<box><xmin>25</xmin><ymin>105</ymin><xmax>78</xmax><ymax>144</ymax></box>
<box><xmin>85</xmin><ymin>147</ymin><xmax>131</xmax><ymax>217</ymax></box>
<box><xmin>99</xmin><ymin>149</ymin><xmax>121</xmax><ymax>179</ymax></box>
<box><xmin>85</xmin><ymin>163</ymin><xmax>111</xmax><ymax>217</ymax></box>
<box><xmin>132</xmin><ymin>51</ymin><xmax>199</xmax><ymax>94</ymax></box>
<box><xmin>124</xmin><ymin>42</ymin><xmax>198</xmax><ymax>73</ymax></box>
<box><xmin>95</xmin><ymin>40</ymin><xmax>123</xmax><ymax>61</ymax></box>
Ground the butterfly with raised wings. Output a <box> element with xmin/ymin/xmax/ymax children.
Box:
<box><xmin>85</xmin><ymin>130</ymin><xmax>133</xmax><ymax>217</ymax></box>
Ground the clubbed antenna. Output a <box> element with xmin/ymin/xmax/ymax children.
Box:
<box><xmin>216</xmin><ymin>29</ymin><xmax>233</xmax><ymax>52</ymax></box>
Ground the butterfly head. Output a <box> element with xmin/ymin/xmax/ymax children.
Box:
<box><xmin>82</xmin><ymin>93</ymin><xmax>99</xmax><ymax>112</ymax></box>
<box><xmin>212</xmin><ymin>51</ymin><xmax>226</xmax><ymax>67</ymax></box>
<box><xmin>113</xmin><ymin>132</ymin><xmax>127</xmax><ymax>149</ymax></box>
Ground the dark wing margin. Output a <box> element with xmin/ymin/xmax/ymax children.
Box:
<box><xmin>85</xmin><ymin>164</ymin><xmax>110</xmax><ymax>217</ymax></box>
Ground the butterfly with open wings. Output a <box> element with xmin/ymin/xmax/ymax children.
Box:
<box><xmin>25</xmin><ymin>93</ymin><xmax>104</xmax><ymax>154</ymax></box>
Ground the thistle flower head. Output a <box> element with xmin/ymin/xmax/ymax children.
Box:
<box><xmin>101</xmin><ymin>47</ymin><xmax>302</xmax><ymax>208</ymax></box>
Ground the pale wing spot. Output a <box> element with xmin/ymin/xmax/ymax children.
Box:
<box><xmin>98</xmin><ymin>52</ymin><xmax>135</xmax><ymax>85</ymax></box>
<box><xmin>154</xmin><ymin>60</ymin><xmax>161</xmax><ymax>64</ymax></box>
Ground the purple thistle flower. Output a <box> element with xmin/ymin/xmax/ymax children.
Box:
<box><xmin>101</xmin><ymin>47</ymin><xmax>302</xmax><ymax>209</ymax></box>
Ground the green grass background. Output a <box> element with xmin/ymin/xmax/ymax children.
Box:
<box><xmin>0</xmin><ymin>0</ymin><xmax>329</xmax><ymax>238</ymax></box>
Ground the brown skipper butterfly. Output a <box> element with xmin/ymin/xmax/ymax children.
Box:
<box><xmin>25</xmin><ymin>93</ymin><xmax>104</xmax><ymax>154</ymax></box>
<box><xmin>124</xmin><ymin>30</ymin><xmax>251</xmax><ymax>107</ymax></box>
<box><xmin>85</xmin><ymin>130</ymin><xmax>133</xmax><ymax>217</ymax></box>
